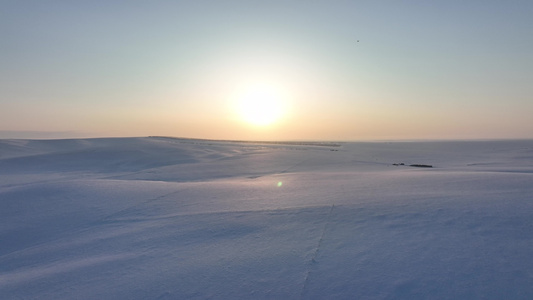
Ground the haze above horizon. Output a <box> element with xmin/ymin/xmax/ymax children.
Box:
<box><xmin>2</xmin><ymin>1</ymin><xmax>532</xmax><ymax>141</ymax></box>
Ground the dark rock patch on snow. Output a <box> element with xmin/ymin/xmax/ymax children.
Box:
<box><xmin>409</xmin><ymin>164</ymin><xmax>433</xmax><ymax>168</ymax></box>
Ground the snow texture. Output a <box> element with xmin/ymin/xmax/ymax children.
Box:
<box><xmin>1</xmin><ymin>137</ymin><xmax>533</xmax><ymax>299</ymax></box>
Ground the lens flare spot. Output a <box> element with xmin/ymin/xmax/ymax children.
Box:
<box><xmin>277</xmin><ymin>181</ymin><xmax>283</xmax><ymax>187</ymax></box>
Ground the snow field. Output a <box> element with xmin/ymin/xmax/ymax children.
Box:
<box><xmin>1</xmin><ymin>137</ymin><xmax>532</xmax><ymax>299</ymax></box>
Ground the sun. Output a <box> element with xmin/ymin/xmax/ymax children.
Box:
<box><xmin>236</xmin><ymin>84</ymin><xmax>286</xmax><ymax>126</ymax></box>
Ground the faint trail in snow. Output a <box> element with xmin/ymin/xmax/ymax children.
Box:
<box><xmin>311</xmin><ymin>204</ymin><xmax>335</xmax><ymax>263</ymax></box>
<box><xmin>300</xmin><ymin>204</ymin><xmax>335</xmax><ymax>299</ymax></box>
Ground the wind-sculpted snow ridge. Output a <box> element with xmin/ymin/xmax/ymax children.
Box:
<box><xmin>149</xmin><ymin>136</ymin><xmax>343</xmax><ymax>147</ymax></box>
<box><xmin>1</xmin><ymin>138</ymin><xmax>533</xmax><ymax>299</ymax></box>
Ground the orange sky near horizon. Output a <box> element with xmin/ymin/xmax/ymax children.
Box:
<box><xmin>1</xmin><ymin>1</ymin><xmax>533</xmax><ymax>141</ymax></box>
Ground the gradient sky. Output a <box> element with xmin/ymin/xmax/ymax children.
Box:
<box><xmin>2</xmin><ymin>1</ymin><xmax>532</xmax><ymax>140</ymax></box>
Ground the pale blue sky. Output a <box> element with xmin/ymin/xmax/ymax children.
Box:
<box><xmin>1</xmin><ymin>1</ymin><xmax>532</xmax><ymax>140</ymax></box>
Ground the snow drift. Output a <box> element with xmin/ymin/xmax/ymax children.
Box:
<box><xmin>1</xmin><ymin>137</ymin><xmax>532</xmax><ymax>299</ymax></box>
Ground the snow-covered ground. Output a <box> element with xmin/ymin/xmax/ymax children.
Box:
<box><xmin>1</xmin><ymin>137</ymin><xmax>532</xmax><ymax>299</ymax></box>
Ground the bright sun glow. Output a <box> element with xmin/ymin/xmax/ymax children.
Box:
<box><xmin>236</xmin><ymin>84</ymin><xmax>286</xmax><ymax>126</ymax></box>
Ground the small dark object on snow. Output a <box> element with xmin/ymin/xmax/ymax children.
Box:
<box><xmin>410</xmin><ymin>164</ymin><xmax>433</xmax><ymax>168</ymax></box>
<box><xmin>392</xmin><ymin>163</ymin><xmax>405</xmax><ymax>166</ymax></box>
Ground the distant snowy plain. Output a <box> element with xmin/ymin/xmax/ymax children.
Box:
<box><xmin>1</xmin><ymin>137</ymin><xmax>532</xmax><ymax>299</ymax></box>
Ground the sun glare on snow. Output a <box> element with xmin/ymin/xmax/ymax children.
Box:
<box><xmin>236</xmin><ymin>84</ymin><xmax>286</xmax><ymax>126</ymax></box>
